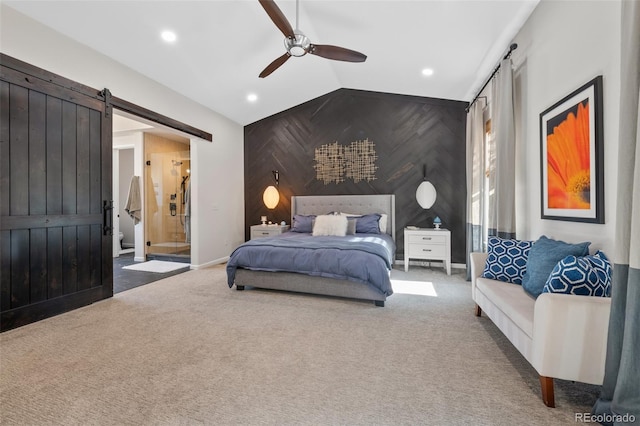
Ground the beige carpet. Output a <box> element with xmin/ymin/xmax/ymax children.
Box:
<box><xmin>0</xmin><ymin>265</ymin><xmax>599</xmax><ymax>425</ymax></box>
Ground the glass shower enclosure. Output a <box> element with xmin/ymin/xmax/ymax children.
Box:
<box><xmin>144</xmin><ymin>137</ymin><xmax>191</xmax><ymax>262</ymax></box>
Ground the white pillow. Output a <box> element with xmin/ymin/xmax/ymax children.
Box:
<box><xmin>340</xmin><ymin>212</ymin><xmax>388</xmax><ymax>234</ymax></box>
<box><xmin>312</xmin><ymin>214</ymin><xmax>348</xmax><ymax>236</ymax></box>
<box><xmin>378</xmin><ymin>214</ymin><xmax>388</xmax><ymax>234</ymax></box>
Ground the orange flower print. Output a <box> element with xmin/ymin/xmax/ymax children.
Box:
<box><xmin>546</xmin><ymin>101</ymin><xmax>591</xmax><ymax>209</ymax></box>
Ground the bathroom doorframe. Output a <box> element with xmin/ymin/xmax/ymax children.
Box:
<box><xmin>110</xmin><ymin>100</ymin><xmax>211</xmax><ymax>265</ymax></box>
<box><xmin>112</xmin><ymin>144</ymin><xmax>135</xmax><ymax>258</ymax></box>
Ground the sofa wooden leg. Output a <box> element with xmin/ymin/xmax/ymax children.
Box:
<box><xmin>539</xmin><ymin>375</ymin><xmax>555</xmax><ymax>407</ymax></box>
<box><xmin>474</xmin><ymin>304</ymin><xmax>482</xmax><ymax>317</ymax></box>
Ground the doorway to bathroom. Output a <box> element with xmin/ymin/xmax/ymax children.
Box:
<box><xmin>112</xmin><ymin>111</ymin><xmax>195</xmax><ymax>293</ymax></box>
<box><xmin>144</xmin><ymin>134</ymin><xmax>191</xmax><ymax>263</ymax></box>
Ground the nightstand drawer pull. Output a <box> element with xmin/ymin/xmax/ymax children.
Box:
<box><xmin>261</xmin><ymin>232</ymin><xmax>269</xmax><ymax>235</ymax></box>
<box><xmin>408</xmin><ymin>244</ymin><xmax>446</xmax><ymax>257</ymax></box>
<box><xmin>409</xmin><ymin>234</ymin><xmax>446</xmax><ymax>244</ymax></box>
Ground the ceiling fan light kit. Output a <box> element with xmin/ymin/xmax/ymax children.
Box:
<box><xmin>286</xmin><ymin>33</ymin><xmax>310</xmax><ymax>57</ymax></box>
<box><xmin>258</xmin><ymin>0</ymin><xmax>367</xmax><ymax>78</ymax></box>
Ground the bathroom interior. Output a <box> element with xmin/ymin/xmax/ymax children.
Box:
<box><xmin>144</xmin><ymin>133</ymin><xmax>191</xmax><ymax>262</ymax></box>
<box><xmin>113</xmin><ymin>113</ymin><xmax>191</xmax><ymax>291</ymax></box>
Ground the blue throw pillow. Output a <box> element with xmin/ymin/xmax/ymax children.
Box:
<box><xmin>522</xmin><ymin>236</ymin><xmax>590</xmax><ymax>298</ymax></box>
<box><xmin>291</xmin><ymin>214</ymin><xmax>315</xmax><ymax>233</ymax></box>
<box><xmin>481</xmin><ymin>236</ymin><xmax>533</xmax><ymax>285</ymax></box>
<box><xmin>355</xmin><ymin>213</ymin><xmax>381</xmax><ymax>234</ymax></box>
<box><xmin>543</xmin><ymin>251</ymin><xmax>612</xmax><ymax>297</ymax></box>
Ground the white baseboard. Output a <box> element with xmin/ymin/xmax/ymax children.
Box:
<box><xmin>190</xmin><ymin>256</ymin><xmax>229</xmax><ymax>270</ymax></box>
<box><xmin>134</xmin><ymin>256</ymin><xmax>145</xmax><ymax>262</ymax></box>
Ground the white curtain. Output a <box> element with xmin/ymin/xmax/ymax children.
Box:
<box><xmin>466</xmin><ymin>58</ymin><xmax>517</xmax><ymax>277</ymax></box>
<box><xmin>488</xmin><ymin>59</ymin><xmax>517</xmax><ymax>238</ymax></box>
<box><xmin>593</xmin><ymin>1</ymin><xmax>640</xmax><ymax>424</ymax></box>
<box><xmin>465</xmin><ymin>98</ymin><xmax>486</xmax><ymax>264</ymax></box>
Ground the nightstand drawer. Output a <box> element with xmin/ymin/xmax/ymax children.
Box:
<box><xmin>251</xmin><ymin>229</ymin><xmax>278</xmax><ymax>239</ymax></box>
<box><xmin>250</xmin><ymin>224</ymin><xmax>289</xmax><ymax>240</ymax></box>
<box><xmin>408</xmin><ymin>234</ymin><xmax>447</xmax><ymax>245</ymax></box>
<box><xmin>408</xmin><ymin>243</ymin><xmax>447</xmax><ymax>258</ymax></box>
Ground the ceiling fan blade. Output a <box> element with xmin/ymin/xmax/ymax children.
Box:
<box><xmin>259</xmin><ymin>53</ymin><xmax>292</xmax><ymax>78</ymax></box>
<box><xmin>309</xmin><ymin>44</ymin><xmax>367</xmax><ymax>62</ymax></box>
<box><xmin>258</xmin><ymin>0</ymin><xmax>295</xmax><ymax>39</ymax></box>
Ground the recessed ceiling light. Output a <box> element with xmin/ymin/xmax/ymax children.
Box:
<box><xmin>161</xmin><ymin>30</ymin><xmax>177</xmax><ymax>43</ymax></box>
<box><xmin>422</xmin><ymin>68</ymin><xmax>434</xmax><ymax>77</ymax></box>
<box><xmin>247</xmin><ymin>93</ymin><xmax>258</xmax><ymax>103</ymax></box>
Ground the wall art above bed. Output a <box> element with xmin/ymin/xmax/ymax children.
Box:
<box><xmin>314</xmin><ymin>138</ymin><xmax>378</xmax><ymax>184</ymax></box>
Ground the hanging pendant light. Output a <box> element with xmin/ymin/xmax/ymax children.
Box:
<box><xmin>263</xmin><ymin>185</ymin><xmax>279</xmax><ymax>209</ymax></box>
<box><xmin>263</xmin><ymin>170</ymin><xmax>280</xmax><ymax>209</ymax></box>
<box><xmin>416</xmin><ymin>165</ymin><xmax>436</xmax><ymax>209</ymax></box>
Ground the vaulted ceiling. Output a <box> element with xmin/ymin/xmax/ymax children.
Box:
<box><xmin>5</xmin><ymin>0</ymin><xmax>539</xmax><ymax>126</ymax></box>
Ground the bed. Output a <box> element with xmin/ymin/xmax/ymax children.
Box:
<box><xmin>226</xmin><ymin>194</ymin><xmax>396</xmax><ymax>306</ymax></box>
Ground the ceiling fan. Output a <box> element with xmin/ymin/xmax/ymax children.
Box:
<box><xmin>258</xmin><ymin>0</ymin><xmax>367</xmax><ymax>78</ymax></box>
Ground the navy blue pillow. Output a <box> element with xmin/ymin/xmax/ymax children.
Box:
<box><xmin>522</xmin><ymin>236</ymin><xmax>590</xmax><ymax>298</ymax></box>
<box><xmin>291</xmin><ymin>214</ymin><xmax>315</xmax><ymax>233</ymax></box>
<box><xmin>543</xmin><ymin>251</ymin><xmax>612</xmax><ymax>297</ymax></box>
<box><xmin>481</xmin><ymin>236</ymin><xmax>533</xmax><ymax>285</ymax></box>
<box><xmin>355</xmin><ymin>214</ymin><xmax>381</xmax><ymax>234</ymax></box>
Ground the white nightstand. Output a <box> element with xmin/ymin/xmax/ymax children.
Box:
<box><xmin>404</xmin><ymin>227</ymin><xmax>451</xmax><ymax>275</ymax></box>
<box><xmin>250</xmin><ymin>224</ymin><xmax>290</xmax><ymax>240</ymax></box>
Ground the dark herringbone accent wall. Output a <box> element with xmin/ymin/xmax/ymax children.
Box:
<box><xmin>244</xmin><ymin>89</ymin><xmax>468</xmax><ymax>263</ymax></box>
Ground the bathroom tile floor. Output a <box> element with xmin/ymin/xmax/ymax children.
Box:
<box><xmin>113</xmin><ymin>252</ymin><xmax>190</xmax><ymax>294</ymax></box>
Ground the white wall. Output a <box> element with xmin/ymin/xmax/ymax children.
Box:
<box><xmin>118</xmin><ymin>148</ymin><xmax>135</xmax><ymax>248</ymax></box>
<box><xmin>1</xmin><ymin>5</ymin><xmax>245</xmax><ymax>268</ymax></box>
<box><xmin>511</xmin><ymin>0</ymin><xmax>621</xmax><ymax>254</ymax></box>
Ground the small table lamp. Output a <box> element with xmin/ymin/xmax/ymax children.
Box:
<box><xmin>433</xmin><ymin>216</ymin><xmax>442</xmax><ymax>230</ymax></box>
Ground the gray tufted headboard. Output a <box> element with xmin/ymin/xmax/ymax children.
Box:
<box><xmin>291</xmin><ymin>194</ymin><xmax>396</xmax><ymax>241</ymax></box>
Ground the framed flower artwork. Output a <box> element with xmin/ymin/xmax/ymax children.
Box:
<box><xmin>539</xmin><ymin>75</ymin><xmax>604</xmax><ymax>223</ymax></box>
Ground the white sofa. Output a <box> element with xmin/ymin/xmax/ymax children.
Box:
<box><xmin>470</xmin><ymin>252</ymin><xmax>612</xmax><ymax>407</ymax></box>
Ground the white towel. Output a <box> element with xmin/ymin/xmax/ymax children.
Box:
<box><xmin>125</xmin><ymin>176</ymin><xmax>142</xmax><ymax>224</ymax></box>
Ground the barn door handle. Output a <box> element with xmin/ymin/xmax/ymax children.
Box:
<box><xmin>103</xmin><ymin>200</ymin><xmax>113</xmax><ymax>236</ymax></box>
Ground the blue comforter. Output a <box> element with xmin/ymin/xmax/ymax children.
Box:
<box><xmin>226</xmin><ymin>232</ymin><xmax>395</xmax><ymax>296</ymax></box>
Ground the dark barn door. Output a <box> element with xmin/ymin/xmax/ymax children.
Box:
<box><xmin>1</xmin><ymin>55</ymin><xmax>113</xmax><ymax>331</ymax></box>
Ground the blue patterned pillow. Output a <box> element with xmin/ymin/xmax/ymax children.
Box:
<box><xmin>481</xmin><ymin>236</ymin><xmax>533</xmax><ymax>285</ymax></box>
<box><xmin>543</xmin><ymin>251</ymin><xmax>612</xmax><ymax>297</ymax></box>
